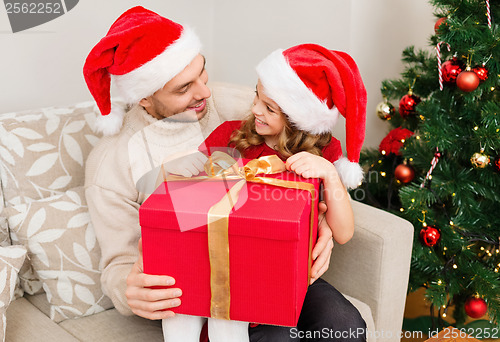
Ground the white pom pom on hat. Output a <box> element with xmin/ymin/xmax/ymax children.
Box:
<box><xmin>83</xmin><ymin>6</ymin><xmax>202</xmax><ymax>135</ymax></box>
<box><xmin>256</xmin><ymin>44</ymin><xmax>367</xmax><ymax>188</ymax></box>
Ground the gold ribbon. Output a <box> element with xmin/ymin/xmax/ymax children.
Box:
<box><xmin>162</xmin><ymin>152</ymin><xmax>317</xmax><ymax>320</ymax></box>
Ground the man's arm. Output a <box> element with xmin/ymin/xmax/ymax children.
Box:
<box><xmin>85</xmin><ymin>184</ymin><xmax>141</xmax><ymax>315</ymax></box>
<box><xmin>86</xmin><ymin>184</ymin><xmax>183</xmax><ymax>318</ymax></box>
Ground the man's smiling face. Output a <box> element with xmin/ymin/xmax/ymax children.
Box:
<box><xmin>139</xmin><ymin>54</ymin><xmax>211</xmax><ymax>121</ymax></box>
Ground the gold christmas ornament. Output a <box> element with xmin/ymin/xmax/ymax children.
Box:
<box><xmin>375</xmin><ymin>100</ymin><xmax>395</xmax><ymax>120</ymax></box>
<box><xmin>470</xmin><ymin>150</ymin><xmax>490</xmax><ymax>168</ymax></box>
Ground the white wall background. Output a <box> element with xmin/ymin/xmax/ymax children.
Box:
<box><xmin>0</xmin><ymin>0</ymin><xmax>435</xmax><ymax>148</ymax></box>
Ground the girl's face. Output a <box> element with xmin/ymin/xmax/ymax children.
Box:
<box><xmin>252</xmin><ymin>80</ymin><xmax>286</xmax><ymax>146</ymax></box>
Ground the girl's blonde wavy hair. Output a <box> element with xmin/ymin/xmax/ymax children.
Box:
<box><xmin>229</xmin><ymin>113</ymin><xmax>332</xmax><ymax>159</ymax></box>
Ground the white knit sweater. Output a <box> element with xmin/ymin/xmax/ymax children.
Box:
<box><xmin>84</xmin><ymin>83</ymin><xmax>253</xmax><ymax>315</ymax></box>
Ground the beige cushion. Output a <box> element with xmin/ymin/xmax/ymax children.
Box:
<box><xmin>59</xmin><ymin>308</ymin><xmax>163</xmax><ymax>341</ymax></box>
<box><xmin>6</xmin><ymin>297</ymin><xmax>78</xmax><ymax>342</ymax></box>
<box><xmin>30</xmin><ymin>292</ymin><xmax>368</xmax><ymax>342</ymax></box>
<box><xmin>24</xmin><ymin>293</ymin><xmax>52</xmax><ymax>317</ymax></box>
<box><xmin>4</xmin><ymin>187</ymin><xmax>113</xmax><ymax>322</ymax></box>
<box><xmin>0</xmin><ymin>102</ymin><xmax>100</xmax><ymax>206</ymax></box>
<box><xmin>0</xmin><ymin>246</ymin><xmax>27</xmax><ymax>342</ymax></box>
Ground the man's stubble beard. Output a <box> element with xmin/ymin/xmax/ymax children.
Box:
<box><xmin>151</xmin><ymin>95</ymin><xmax>207</xmax><ymax>123</ymax></box>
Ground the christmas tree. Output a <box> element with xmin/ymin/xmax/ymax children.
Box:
<box><xmin>357</xmin><ymin>0</ymin><xmax>500</xmax><ymax>327</ymax></box>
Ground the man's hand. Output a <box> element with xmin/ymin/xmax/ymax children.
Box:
<box><xmin>163</xmin><ymin>151</ymin><xmax>208</xmax><ymax>177</ymax></box>
<box><xmin>309</xmin><ymin>201</ymin><xmax>334</xmax><ymax>284</ymax></box>
<box><xmin>125</xmin><ymin>239</ymin><xmax>182</xmax><ymax>320</ymax></box>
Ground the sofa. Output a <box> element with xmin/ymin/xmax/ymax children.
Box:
<box><xmin>0</xmin><ymin>83</ymin><xmax>414</xmax><ymax>342</ymax></box>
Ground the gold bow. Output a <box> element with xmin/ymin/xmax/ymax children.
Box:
<box><xmin>162</xmin><ymin>151</ymin><xmax>317</xmax><ymax>320</ymax></box>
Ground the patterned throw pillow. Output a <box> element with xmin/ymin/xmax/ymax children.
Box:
<box><xmin>4</xmin><ymin>187</ymin><xmax>113</xmax><ymax>322</ymax></box>
<box><xmin>0</xmin><ymin>246</ymin><xmax>27</xmax><ymax>342</ymax></box>
<box><xmin>0</xmin><ymin>102</ymin><xmax>101</xmax><ymax>206</ymax></box>
<box><xmin>0</xmin><ymin>218</ymin><xmax>9</xmax><ymax>248</ymax></box>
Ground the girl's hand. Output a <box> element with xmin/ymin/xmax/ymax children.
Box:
<box><xmin>285</xmin><ymin>152</ymin><xmax>338</xmax><ymax>181</ymax></box>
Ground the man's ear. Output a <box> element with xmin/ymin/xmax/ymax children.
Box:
<box><xmin>139</xmin><ymin>97</ymin><xmax>152</xmax><ymax>108</ymax></box>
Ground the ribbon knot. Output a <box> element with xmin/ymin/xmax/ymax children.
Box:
<box><xmin>203</xmin><ymin>151</ymin><xmax>287</xmax><ymax>181</ymax></box>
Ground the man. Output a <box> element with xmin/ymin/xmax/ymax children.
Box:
<box><xmin>84</xmin><ymin>6</ymin><xmax>365</xmax><ymax>341</ymax></box>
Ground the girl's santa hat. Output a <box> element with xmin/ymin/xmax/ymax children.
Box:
<box><xmin>83</xmin><ymin>6</ymin><xmax>201</xmax><ymax>136</ymax></box>
<box><xmin>256</xmin><ymin>44</ymin><xmax>367</xmax><ymax>189</ymax></box>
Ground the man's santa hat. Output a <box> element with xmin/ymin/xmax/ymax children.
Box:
<box><xmin>83</xmin><ymin>6</ymin><xmax>201</xmax><ymax>136</ymax></box>
<box><xmin>256</xmin><ymin>44</ymin><xmax>367</xmax><ymax>188</ymax></box>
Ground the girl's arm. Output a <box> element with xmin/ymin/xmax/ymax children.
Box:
<box><xmin>286</xmin><ymin>152</ymin><xmax>354</xmax><ymax>245</ymax></box>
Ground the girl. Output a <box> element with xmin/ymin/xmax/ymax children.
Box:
<box><xmin>202</xmin><ymin>43</ymin><xmax>366</xmax><ymax>244</ymax></box>
<box><xmin>163</xmin><ymin>43</ymin><xmax>367</xmax><ymax>342</ymax></box>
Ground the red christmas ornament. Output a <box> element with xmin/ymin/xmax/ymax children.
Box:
<box><xmin>399</xmin><ymin>93</ymin><xmax>421</xmax><ymax>118</ymax></box>
<box><xmin>493</xmin><ymin>155</ymin><xmax>500</xmax><ymax>173</ymax></box>
<box><xmin>378</xmin><ymin>127</ymin><xmax>414</xmax><ymax>156</ymax></box>
<box><xmin>434</xmin><ymin>17</ymin><xmax>447</xmax><ymax>34</ymax></box>
<box><xmin>441</xmin><ymin>59</ymin><xmax>464</xmax><ymax>84</ymax></box>
<box><xmin>473</xmin><ymin>66</ymin><xmax>489</xmax><ymax>81</ymax></box>
<box><xmin>394</xmin><ymin>164</ymin><xmax>415</xmax><ymax>183</ymax></box>
<box><xmin>457</xmin><ymin>70</ymin><xmax>480</xmax><ymax>92</ymax></box>
<box><xmin>419</xmin><ymin>226</ymin><xmax>441</xmax><ymax>247</ymax></box>
<box><xmin>464</xmin><ymin>297</ymin><xmax>488</xmax><ymax>318</ymax></box>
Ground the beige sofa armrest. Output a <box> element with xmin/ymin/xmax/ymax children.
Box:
<box><xmin>322</xmin><ymin>200</ymin><xmax>414</xmax><ymax>342</ymax></box>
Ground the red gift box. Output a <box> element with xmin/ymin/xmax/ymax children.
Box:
<box><xmin>139</xmin><ymin>160</ymin><xmax>319</xmax><ymax>327</ymax></box>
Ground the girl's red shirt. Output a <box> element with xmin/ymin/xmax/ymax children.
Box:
<box><xmin>200</xmin><ymin>120</ymin><xmax>343</xmax><ymax>163</ymax></box>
